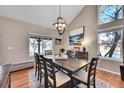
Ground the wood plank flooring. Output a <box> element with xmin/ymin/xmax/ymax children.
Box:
<box><xmin>10</xmin><ymin>68</ymin><xmax>124</xmax><ymax>88</ymax></box>
<box><xmin>10</xmin><ymin>68</ymin><xmax>32</xmax><ymax>88</ymax></box>
<box><xmin>96</xmin><ymin>70</ymin><xmax>124</xmax><ymax>88</ymax></box>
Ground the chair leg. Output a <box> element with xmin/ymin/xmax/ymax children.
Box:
<box><xmin>87</xmin><ymin>83</ymin><xmax>90</xmax><ymax>88</ymax></box>
<box><xmin>35</xmin><ymin>69</ymin><xmax>37</xmax><ymax>76</ymax></box>
<box><xmin>40</xmin><ymin>72</ymin><xmax>43</xmax><ymax>83</ymax></box>
<box><xmin>9</xmin><ymin>76</ymin><xmax>11</xmax><ymax>88</ymax></box>
<box><xmin>93</xmin><ymin>79</ymin><xmax>96</xmax><ymax>88</ymax></box>
<box><xmin>44</xmin><ymin>77</ymin><xmax>48</xmax><ymax>88</ymax></box>
<box><xmin>87</xmin><ymin>85</ymin><xmax>90</xmax><ymax>88</ymax></box>
<box><xmin>37</xmin><ymin>64</ymin><xmax>41</xmax><ymax>80</ymax></box>
<box><xmin>35</xmin><ymin>64</ymin><xmax>38</xmax><ymax>76</ymax></box>
<box><xmin>37</xmin><ymin>70</ymin><xmax>40</xmax><ymax>80</ymax></box>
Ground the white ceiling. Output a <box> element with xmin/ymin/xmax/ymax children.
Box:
<box><xmin>0</xmin><ymin>5</ymin><xmax>85</xmax><ymax>28</ymax></box>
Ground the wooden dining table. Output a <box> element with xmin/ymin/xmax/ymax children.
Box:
<box><xmin>43</xmin><ymin>55</ymin><xmax>90</xmax><ymax>87</ymax></box>
<box><xmin>54</xmin><ymin>58</ymin><xmax>89</xmax><ymax>74</ymax></box>
<box><xmin>53</xmin><ymin>58</ymin><xmax>90</xmax><ymax>87</ymax></box>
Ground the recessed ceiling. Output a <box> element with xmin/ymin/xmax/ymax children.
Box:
<box><xmin>0</xmin><ymin>5</ymin><xmax>85</xmax><ymax>28</ymax></box>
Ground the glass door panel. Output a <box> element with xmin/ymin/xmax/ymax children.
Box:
<box><xmin>29</xmin><ymin>36</ymin><xmax>53</xmax><ymax>56</ymax></box>
<box><xmin>29</xmin><ymin>37</ymin><xmax>38</xmax><ymax>56</ymax></box>
<box><xmin>40</xmin><ymin>38</ymin><xmax>43</xmax><ymax>54</ymax></box>
<box><xmin>42</xmin><ymin>37</ymin><xmax>53</xmax><ymax>55</ymax></box>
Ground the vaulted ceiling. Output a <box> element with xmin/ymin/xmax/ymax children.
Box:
<box><xmin>0</xmin><ymin>5</ymin><xmax>85</xmax><ymax>28</ymax></box>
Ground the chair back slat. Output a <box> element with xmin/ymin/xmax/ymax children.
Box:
<box><xmin>37</xmin><ymin>54</ymin><xmax>50</xmax><ymax>88</ymax></box>
<box><xmin>44</xmin><ymin>57</ymin><xmax>56</xmax><ymax>87</ymax></box>
<box><xmin>47</xmin><ymin>71</ymin><xmax>54</xmax><ymax>79</ymax></box>
<box><xmin>34</xmin><ymin>53</ymin><xmax>40</xmax><ymax>63</ymax></box>
<box><xmin>39</xmin><ymin>55</ymin><xmax>46</xmax><ymax>71</ymax></box>
<box><xmin>87</xmin><ymin>58</ymin><xmax>99</xmax><ymax>85</ymax></box>
<box><xmin>90</xmin><ymin>68</ymin><xmax>96</xmax><ymax>74</ymax></box>
<box><xmin>47</xmin><ymin>66</ymin><xmax>53</xmax><ymax>75</ymax></box>
<box><xmin>46</xmin><ymin>62</ymin><xmax>53</xmax><ymax>69</ymax></box>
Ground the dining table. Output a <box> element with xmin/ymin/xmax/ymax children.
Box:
<box><xmin>43</xmin><ymin>55</ymin><xmax>90</xmax><ymax>87</ymax></box>
<box><xmin>53</xmin><ymin>57</ymin><xmax>90</xmax><ymax>87</ymax></box>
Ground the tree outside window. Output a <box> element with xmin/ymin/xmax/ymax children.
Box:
<box><xmin>29</xmin><ymin>36</ymin><xmax>53</xmax><ymax>56</ymax></box>
<box><xmin>97</xmin><ymin>27</ymin><xmax>122</xmax><ymax>59</ymax></box>
<box><xmin>98</xmin><ymin>5</ymin><xmax>123</xmax><ymax>24</ymax></box>
<box><xmin>97</xmin><ymin>5</ymin><xmax>123</xmax><ymax>60</ymax></box>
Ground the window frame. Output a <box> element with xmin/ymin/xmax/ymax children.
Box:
<box><xmin>28</xmin><ymin>33</ymin><xmax>54</xmax><ymax>57</ymax></box>
<box><xmin>97</xmin><ymin>26</ymin><xmax>123</xmax><ymax>62</ymax></box>
<box><xmin>97</xmin><ymin>5</ymin><xmax>124</xmax><ymax>25</ymax></box>
<box><xmin>29</xmin><ymin>36</ymin><xmax>39</xmax><ymax>56</ymax></box>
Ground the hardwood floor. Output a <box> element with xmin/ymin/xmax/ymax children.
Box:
<box><xmin>10</xmin><ymin>68</ymin><xmax>124</xmax><ymax>88</ymax></box>
<box><xmin>10</xmin><ymin>68</ymin><xmax>32</xmax><ymax>88</ymax></box>
<box><xmin>96</xmin><ymin>70</ymin><xmax>124</xmax><ymax>88</ymax></box>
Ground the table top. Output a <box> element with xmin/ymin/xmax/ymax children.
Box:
<box><xmin>54</xmin><ymin>55</ymin><xmax>68</xmax><ymax>59</ymax></box>
<box><xmin>54</xmin><ymin>58</ymin><xmax>89</xmax><ymax>73</ymax></box>
<box><xmin>0</xmin><ymin>64</ymin><xmax>12</xmax><ymax>88</ymax></box>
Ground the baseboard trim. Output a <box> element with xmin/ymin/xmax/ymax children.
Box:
<box><xmin>97</xmin><ymin>67</ymin><xmax>120</xmax><ymax>75</ymax></box>
<box><xmin>11</xmin><ymin>67</ymin><xmax>34</xmax><ymax>73</ymax></box>
<box><xmin>11</xmin><ymin>60</ymin><xmax>34</xmax><ymax>72</ymax></box>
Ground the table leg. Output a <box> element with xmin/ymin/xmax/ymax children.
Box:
<box><xmin>9</xmin><ymin>76</ymin><xmax>11</xmax><ymax>88</ymax></box>
<box><xmin>68</xmin><ymin>72</ymin><xmax>73</xmax><ymax>88</ymax></box>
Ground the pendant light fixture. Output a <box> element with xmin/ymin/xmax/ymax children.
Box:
<box><xmin>53</xmin><ymin>5</ymin><xmax>66</xmax><ymax>35</ymax></box>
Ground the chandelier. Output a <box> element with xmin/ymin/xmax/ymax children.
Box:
<box><xmin>53</xmin><ymin>5</ymin><xmax>66</xmax><ymax>35</ymax></box>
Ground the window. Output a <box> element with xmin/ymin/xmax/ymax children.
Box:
<box><xmin>97</xmin><ymin>27</ymin><xmax>123</xmax><ymax>60</ymax></box>
<box><xmin>29</xmin><ymin>35</ymin><xmax>53</xmax><ymax>56</ymax></box>
<box><xmin>29</xmin><ymin>37</ymin><xmax>39</xmax><ymax>56</ymax></box>
<box><xmin>98</xmin><ymin>5</ymin><xmax>123</xmax><ymax>24</ymax></box>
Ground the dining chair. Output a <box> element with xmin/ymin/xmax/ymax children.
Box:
<box><xmin>72</xmin><ymin>57</ymin><xmax>99</xmax><ymax>88</ymax></box>
<box><xmin>43</xmin><ymin>57</ymin><xmax>71</xmax><ymax>88</ymax></box>
<box><xmin>38</xmin><ymin>55</ymin><xmax>46</xmax><ymax>84</ymax></box>
<box><xmin>34</xmin><ymin>54</ymin><xmax>49</xmax><ymax>87</ymax></box>
<box><xmin>66</xmin><ymin>50</ymin><xmax>76</xmax><ymax>58</ymax></box>
<box><xmin>34</xmin><ymin>53</ymin><xmax>40</xmax><ymax>80</ymax></box>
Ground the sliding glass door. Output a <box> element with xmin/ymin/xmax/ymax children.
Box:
<box><xmin>29</xmin><ymin>35</ymin><xmax>53</xmax><ymax>56</ymax></box>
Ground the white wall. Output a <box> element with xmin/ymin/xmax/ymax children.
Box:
<box><xmin>0</xmin><ymin>16</ymin><xmax>63</xmax><ymax>64</ymax></box>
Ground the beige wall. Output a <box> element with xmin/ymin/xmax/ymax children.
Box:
<box><xmin>64</xmin><ymin>6</ymin><xmax>97</xmax><ymax>61</ymax></box>
<box><xmin>63</xmin><ymin>5</ymin><xmax>124</xmax><ymax>74</ymax></box>
<box><xmin>0</xmin><ymin>16</ymin><xmax>63</xmax><ymax>64</ymax></box>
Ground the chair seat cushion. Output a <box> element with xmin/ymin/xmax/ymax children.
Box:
<box><xmin>72</xmin><ymin>70</ymin><xmax>88</xmax><ymax>83</ymax></box>
<box><xmin>49</xmin><ymin>71</ymin><xmax>70</xmax><ymax>87</ymax></box>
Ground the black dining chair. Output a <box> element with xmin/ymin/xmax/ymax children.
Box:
<box><xmin>43</xmin><ymin>57</ymin><xmax>71</xmax><ymax>88</ymax></box>
<box><xmin>34</xmin><ymin>54</ymin><xmax>48</xmax><ymax>87</ymax></box>
<box><xmin>34</xmin><ymin>53</ymin><xmax>46</xmax><ymax>81</ymax></box>
<box><xmin>38</xmin><ymin>54</ymin><xmax>46</xmax><ymax>84</ymax></box>
<box><xmin>34</xmin><ymin>53</ymin><xmax>40</xmax><ymax>80</ymax></box>
<box><xmin>72</xmin><ymin>57</ymin><xmax>99</xmax><ymax>88</ymax></box>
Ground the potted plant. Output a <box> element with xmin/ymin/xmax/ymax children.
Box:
<box><xmin>60</xmin><ymin>48</ymin><xmax>66</xmax><ymax>53</ymax></box>
<box><xmin>58</xmin><ymin>48</ymin><xmax>65</xmax><ymax>57</ymax></box>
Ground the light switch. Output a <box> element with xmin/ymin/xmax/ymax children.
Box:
<box><xmin>8</xmin><ymin>46</ymin><xmax>13</xmax><ymax>50</ymax></box>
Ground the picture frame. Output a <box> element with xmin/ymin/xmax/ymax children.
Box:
<box><xmin>69</xmin><ymin>26</ymin><xmax>85</xmax><ymax>46</ymax></box>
